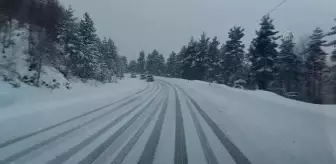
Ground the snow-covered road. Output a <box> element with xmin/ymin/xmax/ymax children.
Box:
<box><xmin>0</xmin><ymin>78</ymin><xmax>335</xmax><ymax>164</ymax></box>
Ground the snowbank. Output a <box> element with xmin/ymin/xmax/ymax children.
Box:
<box><xmin>159</xmin><ymin>77</ymin><xmax>336</xmax><ymax>164</ymax></box>
<box><xmin>0</xmin><ymin>77</ymin><xmax>147</xmax><ymax>121</ymax></box>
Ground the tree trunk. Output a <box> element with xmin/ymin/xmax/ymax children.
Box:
<box><xmin>36</xmin><ymin>56</ymin><xmax>42</xmax><ymax>87</ymax></box>
<box><xmin>2</xmin><ymin>20</ymin><xmax>8</xmax><ymax>54</ymax></box>
<box><xmin>258</xmin><ymin>79</ymin><xmax>267</xmax><ymax>90</ymax></box>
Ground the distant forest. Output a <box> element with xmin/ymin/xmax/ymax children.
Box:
<box><xmin>128</xmin><ymin>16</ymin><xmax>336</xmax><ymax>104</ymax></box>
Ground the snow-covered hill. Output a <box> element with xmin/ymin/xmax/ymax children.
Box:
<box><xmin>0</xmin><ymin>22</ymin><xmax>69</xmax><ymax>89</ymax></box>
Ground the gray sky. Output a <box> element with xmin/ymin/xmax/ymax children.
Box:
<box><xmin>59</xmin><ymin>0</ymin><xmax>336</xmax><ymax>60</ymax></box>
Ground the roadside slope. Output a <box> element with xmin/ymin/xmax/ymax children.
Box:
<box><xmin>160</xmin><ymin>77</ymin><xmax>336</xmax><ymax>164</ymax></box>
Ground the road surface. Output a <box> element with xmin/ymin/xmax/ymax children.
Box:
<box><xmin>0</xmin><ymin>78</ymin><xmax>335</xmax><ymax>164</ymax></box>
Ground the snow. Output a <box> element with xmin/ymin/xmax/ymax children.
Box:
<box><xmin>90</xmin><ymin>88</ymin><xmax>164</xmax><ymax>164</ymax></box>
<box><xmin>327</xmin><ymin>54</ymin><xmax>336</xmax><ymax>67</ymax></box>
<box><xmin>177</xmin><ymin>89</ymin><xmax>207</xmax><ymax>164</ymax></box>
<box><xmin>256</xmin><ymin>67</ymin><xmax>273</xmax><ymax>72</ymax></box>
<box><xmin>1</xmin><ymin>74</ymin><xmax>335</xmax><ymax>164</ymax></box>
<box><xmin>153</xmin><ymin>87</ymin><xmax>175</xmax><ymax>164</ymax></box>
<box><xmin>120</xmin><ymin>96</ymin><xmax>164</xmax><ymax>164</ymax></box>
<box><xmin>0</xmin><ymin>77</ymin><xmax>149</xmax><ymax>163</ymax></box>
<box><xmin>0</xmin><ymin>23</ymin><xmax>70</xmax><ymax>90</ymax></box>
<box><xmin>0</xmin><ymin>77</ymin><xmax>147</xmax><ymax>132</ymax></box>
<box><xmin>159</xmin><ymin>77</ymin><xmax>336</xmax><ymax>164</ymax></box>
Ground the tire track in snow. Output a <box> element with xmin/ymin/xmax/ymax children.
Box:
<box><xmin>0</xmin><ymin>84</ymin><xmax>156</xmax><ymax>164</ymax></box>
<box><xmin>173</xmin><ymin>86</ymin><xmax>188</xmax><ymax>164</ymax></box>
<box><xmin>0</xmin><ymin>83</ymin><xmax>150</xmax><ymax>149</ymax></box>
<box><xmin>78</xmin><ymin>83</ymin><xmax>165</xmax><ymax>164</ymax></box>
<box><xmin>137</xmin><ymin>89</ymin><xmax>169</xmax><ymax>164</ymax></box>
<box><xmin>176</xmin><ymin>85</ymin><xmax>252</xmax><ymax>164</ymax></box>
<box><xmin>185</xmin><ymin>98</ymin><xmax>219</xmax><ymax>164</ymax></box>
<box><xmin>156</xmin><ymin>80</ymin><xmax>188</xmax><ymax>164</ymax></box>
<box><xmin>111</xmin><ymin>92</ymin><xmax>169</xmax><ymax>164</ymax></box>
<box><xmin>47</xmin><ymin>86</ymin><xmax>159</xmax><ymax>164</ymax></box>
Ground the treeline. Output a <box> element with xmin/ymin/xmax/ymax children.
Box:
<box><xmin>0</xmin><ymin>0</ymin><xmax>127</xmax><ymax>87</ymax></box>
<box><xmin>129</xmin><ymin>16</ymin><xmax>336</xmax><ymax>104</ymax></box>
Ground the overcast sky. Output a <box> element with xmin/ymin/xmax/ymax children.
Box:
<box><xmin>59</xmin><ymin>0</ymin><xmax>336</xmax><ymax>60</ymax></box>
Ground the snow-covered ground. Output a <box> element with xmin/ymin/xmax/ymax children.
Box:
<box><xmin>0</xmin><ymin>77</ymin><xmax>147</xmax><ymax>120</ymax></box>
<box><xmin>161</xmin><ymin>77</ymin><xmax>336</xmax><ymax>164</ymax></box>
<box><xmin>0</xmin><ymin>77</ymin><xmax>335</xmax><ymax>164</ymax></box>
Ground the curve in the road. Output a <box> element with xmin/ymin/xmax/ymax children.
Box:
<box><xmin>176</xmin><ymin>84</ymin><xmax>252</xmax><ymax>164</ymax></box>
<box><xmin>185</xmin><ymin>98</ymin><xmax>219</xmax><ymax>164</ymax></box>
<box><xmin>136</xmin><ymin>87</ymin><xmax>169</xmax><ymax>164</ymax></box>
<box><xmin>0</xmin><ymin>83</ymin><xmax>151</xmax><ymax>149</ymax></box>
<box><xmin>78</xmin><ymin>82</ymin><xmax>165</xmax><ymax>164</ymax></box>
<box><xmin>111</xmin><ymin>90</ymin><xmax>169</xmax><ymax>164</ymax></box>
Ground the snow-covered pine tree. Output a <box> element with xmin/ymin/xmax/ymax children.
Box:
<box><xmin>119</xmin><ymin>56</ymin><xmax>128</xmax><ymax>75</ymax></box>
<box><xmin>166</xmin><ymin>51</ymin><xmax>177</xmax><ymax>77</ymax></box>
<box><xmin>326</xmin><ymin>18</ymin><xmax>336</xmax><ymax>103</ymax></box>
<box><xmin>74</xmin><ymin>12</ymin><xmax>99</xmax><ymax>80</ymax></box>
<box><xmin>157</xmin><ymin>54</ymin><xmax>166</xmax><ymax>76</ymax></box>
<box><xmin>96</xmin><ymin>38</ymin><xmax>109</xmax><ymax>82</ymax></box>
<box><xmin>146</xmin><ymin>50</ymin><xmax>159</xmax><ymax>75</ymax></box>
<box><xmin>128</xmin><ymin>60</ymin><xmax>137</xmax><ymax>73</ymax></box>
<box><xmin>248</xmin><ymin>15</ymin><xmax>279</xmax><ymax>90</ymax></box>
<box><xmin>221</xmin><ymin>26</ymin><xmax>245</xmax><ymax>86</ymax></box>
<box><xmin>57</xmin><ymin>5</ymin><xmax>80</xmax><ymax>77</ymax></box>
<box><xmin>137</xmin><ymin>51</ymin><xmax>146</xmax><ymax>73</ymax></box>
<box><xmin>146</xmin><ymin>51</ymin><xmax>152</xmax><ymax>74</ymax></box>
<box><xmin>104</xmin><ymin>38</ymin><xmax>118</xmax><ymax>81</ymax></box>
<box><xmin>194</xmin><ymin>32</ymin><xmax>210</xmax><ymax>80</ymax></box>
<box><xmin>325</xmin><ymin>18</ymin><xmax>336</xmax><ymax>60</ymax></box>
<box><xmin>176</xmin><ymin>46</ymin><xmax>187</xmax><ymax>78</ymax></box>
<box><xmin>206</xmin><ymin>36</ymin><xmax>220</xmax><ymax>82</ymax></box>
<box><xmin>181</xmin><ymin>38</ymin><xmax>197</xmax><ymax>80</ymax></box>
<box><xmin>277</xmin><ymin>37</ymin><xmax>302</xmax><ymax>93</ymax></box>
<box><xmin>57</xmin><ymin>6</ymin><xmax>77</xmax><ymax>55</ymax></box>
<box><xmin>305</xmin><ymin>27</ymin><xmax>327</xmax><ymax>103</ymax></box>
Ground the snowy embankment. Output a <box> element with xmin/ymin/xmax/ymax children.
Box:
<box><xmin>160</xmin><ymin>77</ymin><xmax>336</xmax><ymax>164</ymax></box>
<box><xmin>0</xmin><ymin>77</ymin><xmax>147</xmax><ymax>121</ymax></box>
<box><xmin>1</xmin><ymin>23</ymin><xmax>71</xmax><ymax>93</ymax></box>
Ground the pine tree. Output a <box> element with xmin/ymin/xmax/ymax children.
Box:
<box><xmin>305</xmin><ymin>27</ymin><xmax>327</xmax><ymax>103</ymax></box>
<box><xmin>166</xmin><ymin>52</ymin><xmax>177</xmax><ymax>77</ymax></box>
<box><xmin>146</xmin><ymin>50</ymin><xmax>158</xmax><ymax>75</ymax></box>
<box><xmin>137</xmin><ymin>51</ymin><xmax>146</xmax><ymax>73</ymax></box>
<box><xmin>57</xmin><ymin>6</ymin><xmax>77</xmax><ymax>54</ymax></box>
<box><xmin>277</xmin><ymin>37</ymin><xmax>302</xmax><ymax>93</ymax></box>
<box><xmin>194</xmin><ymin>32</ymin><xmax>210</xmax><ymax>80</ymax></box>
<box><xmin>157</xmin><ymin>54</ymin><xmax>166</xmax><ymax>76</ymax></box>
<box><xmin>325</xmin><ymin>18</ymin><xmax>336</xmax><ymax>103</ymax></box>
<box><xmin>57</xmin><ymin>5</ymin><xmax>80</xmax><ymax>77</ymax></box>
<box><xmin>119</xmin><ymin>56</ymin><xmax>128</xmax><ymax>75</ymax></box>
<box><xmin>105</xmin><ymin>38</ymin><xmax>118</xmax><ymax>80</ymax></box>
<box><xmin>71</xmin><ymin>12</ymin><xmax>99</xmax><ymax>80</ymax></box>
<box><xmin>206</xmin><ymin>36</ymin><xmax>220</xmax><ymax>82</ymax></box>
<box><xmin>96</xmin><ymin>38</ymin><xmax>110</xmax><ymax>82</ymax></box>
<box><xmin>181</xmin><ymin>38</ymin><xmax>197</xmax><ymax>80</ymax></box>
<box><xmin>220</xmin><ymin>26</ymin><xmax>245</xmax><ymax>86</ymax></box>
<box><xmin>248</xmin><ymin>15</ymin><xmax>279</xmax><ymax>90</ymax></box>
<box><xmin>128</xmin><ymin>60</ymin><xmax>137</xmax><ymax>73</ymax></box>
<box><xmin>325</xmin><ymin>18</ymin><xmax>336</xmax><ymax>59</ymax></box>
<box><xmin>176</xmin><ymin>46</ymin><xmax>187</xmax><ymax>78</ymax></box>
